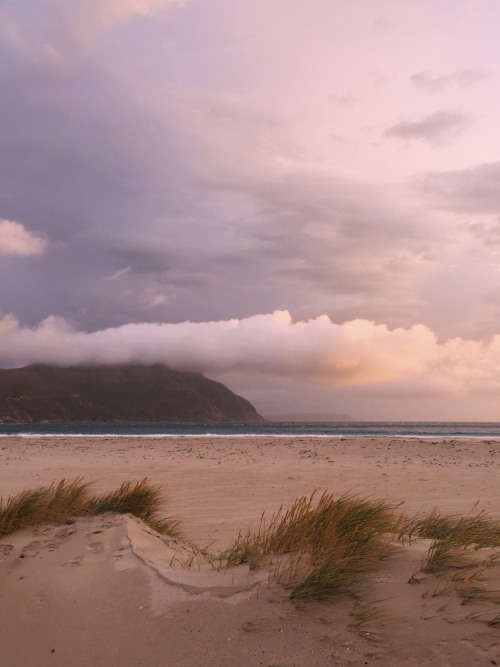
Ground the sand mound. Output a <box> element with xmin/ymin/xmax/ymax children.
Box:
<box><xmin>0</xmin><ymin>514</ymin><xmax>354</xmax><ymax>666</ymax></box>
<box><xmin>125</xmin><ymin>513</ymin><xmax>267</xmax><ymax>596</ymax></box>
<box><xmin>1</xmin><ymin>512</ymin><xmax>499</xmax><ymax>666</ymax></box>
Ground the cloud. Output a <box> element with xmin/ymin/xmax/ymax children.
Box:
<box><xmin>467</xmin><ymin>220</ymin><xmax>500</xmax><ymax>246</ymax></box>
<box><xmin>172</xmin><ymin>92</ymin><xmax>437</xmax><ymax>319</ymax></box>
<box><xmin>385</xmin><ymin>110</ymin><xmax>472</xmax><ymax>144</ymax></box>
<box><xmin>419</xmin><ymin>161</ymin><xmax>500</xmax><ymax>216</ymax></box>
<box><xmin>51</xmin><ymin>0</ymin><xmax>187</xmax><ymax>49</ymax></box>
<box><xmin>0</xmin><ymin>49</ymin><xmax>438</xmax><ymax>331</ymax></box>
<box><xmin>145</xmin><ymin>293</ymin><xmax>166</xmax><ymax>308</ymax></box>
<box><xmin>411</xmin><ymin>68</ymin><xmax>487</xmax><ymax>93</ymax></box>
<box><xmin>0</xmin><ymin>1</ymin><xmax>493</xmax><ymax>347</ymax></box>
<box><xmin>106</xmin><ymin>267</ymin><xmax>131</xmax><ymax>281</ymax></box>
<box><xmin>0</xmin><ymin>1</ymin><xmax>187</xmax><ymax>56</ymax></box>
<box><xmin>1</xmin><ymin>310</ymin><xmax>499</xmax><ymax>400</ymax></box>
<box><xmin>0</xmin><ymin>219</ymin><xmax>46</xmax><ymax>256</ymax></box>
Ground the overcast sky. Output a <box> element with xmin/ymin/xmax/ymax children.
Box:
<box><xmin>1</xmin><ymin>0</ymin><xmax>500</xmax><ymax>420</ymax></box>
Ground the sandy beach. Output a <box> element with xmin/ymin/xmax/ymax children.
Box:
<box><xmin>1</xmin><ymin>436</ymin><xmax>500</xmax><ymax>666</ymax></box>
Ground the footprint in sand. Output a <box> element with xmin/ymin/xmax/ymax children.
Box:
<box><xmin>20</xmin><ymin>541</ymin><xmax>41</xmax><ymax>558</ymax></box>
<box><xmin>64</xmin><ymin>557</ymin><xmax>83</xmax><ymax>566</ymax></box>
<box><xmin>85</xmin><ymin>542</ymin><xmax>104</xmax><ymax>553</ymax></box>
<box><xmin>55</xmin><ymin>526</ymin><xmax>77</xmax><ymax>539</ymax></box>
<box><xmin>0</xmin><ymin>544</ymin><xmax>14</xmax><ymax>561</ymax></box>
<box><xmin>112</xmin><ymin>546</ymin><xmax>129</xmax><ymax>559</ymax></box>
<box><xmin>241</xmin><ymin>618</ymin><xmax>277</xmax><ymax>634</ymax></box>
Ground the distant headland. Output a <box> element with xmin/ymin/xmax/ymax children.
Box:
<box><xmin>0</xmin><ymin>364</ymin><xmax>264</xmax><ymax>423</ymax></box>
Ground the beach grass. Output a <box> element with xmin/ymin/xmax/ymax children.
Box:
<box><xmin>218</xmin><ymin>491</ymin><xmax>398</xmax><ymax>601</ymax></box>
<box><xmin>218</xmin><ymin>492</ymin><xmax>500</xmax><ymax>604</ymax></box>
<box><xmin>2</xmin><ymin>479</ymin><xmax>500</xmax><ymax>612</ymax></box>
<box><xmin>0</xmin><ymin>477</ymin><xmax>181</xmax><ymax>538</ymax></box>
<box><xmin>396</xmin><ymin>507</ymin><xmax>500</xmax><ymax>573</ymax></box>
<box><xmin>86</xmin><ymin>478</ymin><xmax>181</xmax><ymax>536</ymax></box>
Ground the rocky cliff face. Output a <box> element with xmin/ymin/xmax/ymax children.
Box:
<box><xmin>0</xmin><ymin>364</ymin><xmax>264</xmax><ymax>423</ymax></box>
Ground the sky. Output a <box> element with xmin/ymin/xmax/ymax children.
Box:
<box><xmin>1</xmin><ymin>0</ymin><xmax>500</xmax><ymax>420</ymax></box>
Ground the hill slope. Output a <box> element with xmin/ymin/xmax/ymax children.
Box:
<box><xmin>0</xmin><ymin>364</ymin><xmax>264</xmax><ymax>423</ymax></box>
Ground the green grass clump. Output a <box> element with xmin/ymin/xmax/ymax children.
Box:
<box><xmin>219</xmin><ymin>491</ymin><xmax>397</xmax><ymax>601</ymax></box>
<box><xmin>0</xmin><ymin>477</ymin><xmax>181</xmax><ymax>538</ymax></box>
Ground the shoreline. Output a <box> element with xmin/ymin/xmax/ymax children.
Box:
<box><xmin>2</xmin><ymin>432</ymin><xmax>500</xmax><ymax>438</ymax></box>
<box><xmin>2</xmin><ymin>420</ymin><xmax>500</xmax><ymax>441</ymax></box>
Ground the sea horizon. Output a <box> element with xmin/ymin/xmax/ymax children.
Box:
<box><xmin>1</xmin><ymin>420</ymin><xmax>500</xmax><ymax>439</ymax></box>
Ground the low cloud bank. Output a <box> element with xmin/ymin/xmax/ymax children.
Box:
<box><xmin>1</xmin><ymin>310</ymin><xmax>500</xmax><ymax>398</ymax></box>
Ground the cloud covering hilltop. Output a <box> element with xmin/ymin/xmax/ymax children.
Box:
<box><xmin>1</xmin><ymin>310</ymin><xmax>499</xmax><ymax>419</ymax></box>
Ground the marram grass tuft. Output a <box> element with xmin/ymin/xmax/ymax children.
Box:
<box><xmin>0</xmin><ymin>477</ymin><xmax>181</xmax><ymax>539</ymax></box>
<box><xmin>218</xmin><ymin>491</ymin><xmax>398</xmax><ymax>601</ymax></box>
<box><xmin>219</xmin><ymin>492</ymin><xmax>500</xmax><ymax>604</ymax></box>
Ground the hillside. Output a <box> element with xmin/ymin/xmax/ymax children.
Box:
<box><xmin>0</xmin><ymin>364</ymin><xmax>264</xmax><ymax>423</ymax></box>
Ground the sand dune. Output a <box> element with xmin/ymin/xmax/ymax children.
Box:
<box><xmin>1</xmin><ymin>436</ymin><xmax>500</xmax><ymax>666</ymax></box>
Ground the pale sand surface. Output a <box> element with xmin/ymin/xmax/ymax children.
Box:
<box><xmin>1</xmin><ymin>436</ymin><xmax>500</xmax><ymax>666</ymax></box>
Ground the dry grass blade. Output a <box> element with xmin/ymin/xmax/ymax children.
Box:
<box><xmin>422</xmin><ymin>513</ymin><xmax>500</xmax><ymax>573</ymax></box>
<box><xmin>486</xmin><ymin>614</ymin><xmax>500</xmax><ymax>626</ymax></box>
<box><xmin>0</xmin><ymin>488</ymin><xmax>50</xmax><ymax>537</ymax></box>
<box><xmin>0</xmin><ymin>478</ymin><xmax>181</xmax><ymax>539</ymax></box>
<box><xmin>467</xmin><ymin>609</ymin><xmax>500</xmax><ymax>626</ymax></box>
<box><xmin>349</xmin><ymin>596</ymin><xmax>386</xmax><ymax>642</ymax></box>
<box><xmin>423</xmin><ymin>539</ymin><xmax>469</xmax><ymax>573</ymax></box>
<box><xmin>0</xmin><ymin>478</ymin><xmax>90</xmax><ymax>537</ymax></box>
<box><xmin>398</xmin><ymin>507</ymin><xmax>500</xmax><ymax>545</ymax></box>
<box><xmin>86</xmin><ymin>478</ymin><xmax>161</xmax><ymax>518</ymax></box>
<box><xmin>394</xmin><ymin>506</ymin><xmax>500</xmax><ymax>574</ymax></box>
<box><xmin>458</xmin><ymin>586</ymin><xmax>500</xmax><ymax>606</ymax></box>
<box><xmin>86</xmin><ymin>478</ymin><xmax>181</xmax><ymax>538</ymax></box>
<box><xmin>287</xmin><ymin>526</ymin><xmax>389</xmax><ymax>601</ymax></box>
<box><xmin>219</xmin><ymin>491</ymin><xmax>397</xmax><ymax>601</ymax></box>
<box><xmin>44</xmin><ymin>478</ymin><xmax>91</xmax><ymax>517</ymax></box>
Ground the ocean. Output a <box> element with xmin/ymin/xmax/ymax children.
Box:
<box><xmin>0</xmin><ymin>421</ymin><xmax>499</xmax><ymax>438</ymax></box>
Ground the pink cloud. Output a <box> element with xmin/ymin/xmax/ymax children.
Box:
<box><xmin>0</xmin><ymin>219</ymin><xmax>46</xmax><ymax>256</ymax></box>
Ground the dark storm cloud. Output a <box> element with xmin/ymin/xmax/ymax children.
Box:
<box><xmin>385</xmin><ymin>110</ymin><xmax>472</xmax><ymax>144</ymax></box>
<box><xmin>0</xmin><ymin>59</ymin><xmax>187</xmax><ymax>241</ymax></box>
<box><xmin>0</xmin><ymin>11</ymin><xmax>305</xmax><ymax>325</ymax></box>
<box><xmin>0</xmin><ymin>20</ymin><xmax>438</xmax><ymax>334</ymax></box>
<box><xmin>410</xmin><ymin>69</ymin><xmax>487</xmax><ymax>93</ymax></box>
<box><xmin>0</xmin><ymin>1</ymin><xmax>452</xmax><ymax>340</ymax></box>
<box><xmin>0</xmin><ymin>30</ymin><xmax>216</xmax><ymax>326</ymax></box>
